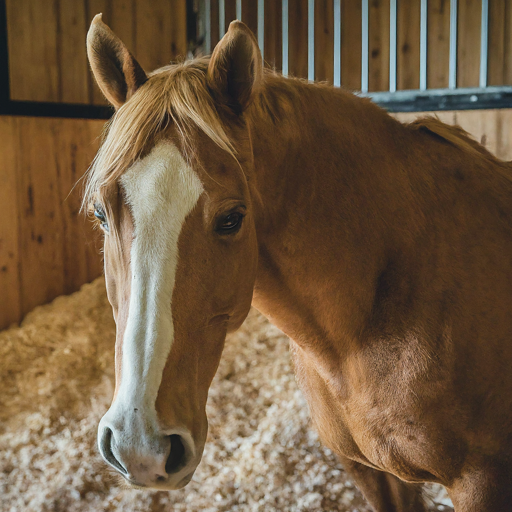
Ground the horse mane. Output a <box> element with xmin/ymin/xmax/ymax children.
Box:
<box><xmin>83</xmin><ymin>57</ymin><xmax>322</xmax><ymax>213</ymax></box>
<box><xmin>407</xmin><ymin>116</ymin><xmax>501</xmax><ymax>164</ymax></box>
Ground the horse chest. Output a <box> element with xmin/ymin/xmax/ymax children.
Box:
<box><xmin>291</xmin><ymin>339</ymin><xmax>459</xmax><ymax>483</ymax></box>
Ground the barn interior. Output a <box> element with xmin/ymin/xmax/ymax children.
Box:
<box><xmin>1</xmin><ymin>1</ymin><xmax>511</xmax><ymax>510</ymax></box>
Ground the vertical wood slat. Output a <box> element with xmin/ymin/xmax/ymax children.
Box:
<box><xmin>369</xmin><ymin>0</ymin><xmax>390</xmax><ymax>92</ymax></box>
<box><xmin>341</xmin><ymin>0</ymin><xmax>362</xmax><ymax>91</ymax></box>
<box><xmin>457</xmin><ymin>0</ymin><xmax>481</xmax><ymax>88</ymax></box>
<box><xmin>0</xmin><ymin>117</ymin><xmax>104</xmax><ymax>330</ymax></box>
<box><xmin>6</xmin><ymin>0</ymin><xmax>60</xmax><ymax>102</ymax></box>
<box><xmin>397</xmin><ymin>0</ymin><xmax>421</xmax><ymax>91</ymax></box>
<box><xmin>0</xmin><ymin>117</ymin><xmax>20</xmax><ymax>329</ymax></box>
<box><xmin>264</xmin><ymin>0</ymin><xmax>282</xmax><ymax>71</ymax></box>
<box><xmin>315</xmin><ymin>0</ymin><xmax>334</xmax><ymax>84</ymax></box>
<box><xmin>428</xmin><ymin>0</ymin><xmax>450</xmax><ymax>89</ymax></box>
<box><xmin>288</xmin><ymin>0</ymin><xmax>308</xmax><ymax>79</ymax></box>
<box><xmin>8</xmin><ymin>0</ymin><xmax>187</xmax><ymax>106</ymax></box>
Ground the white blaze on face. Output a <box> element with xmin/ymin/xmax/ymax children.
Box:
<box><xmin>103</xmin><ymin>141</ymin><xmax>203</xmax><ymax>448</ymax></box>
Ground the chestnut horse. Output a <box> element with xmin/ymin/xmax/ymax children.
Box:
<box><xmin>85</xmin><ymin>15</ymin><xmax>512</xmax><ymax>511</ymax></box>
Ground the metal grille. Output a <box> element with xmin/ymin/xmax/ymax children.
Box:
<box><xmin>199</xmin><ymin>0</ymin><xmax>512</xmax><ymax>112</ymax></box>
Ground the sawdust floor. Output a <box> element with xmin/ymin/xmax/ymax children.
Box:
<box><xmin>0</xmin><ymin>278</ymin><xmax>453</xmax><ymax>511</ymax></box>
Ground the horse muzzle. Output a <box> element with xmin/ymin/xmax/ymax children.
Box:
<box><xmin>97</xmin><ymin>407</ymin><xmax>198</xmax><ymax>489</ymax></box>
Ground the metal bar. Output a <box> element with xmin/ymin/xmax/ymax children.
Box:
<box><xmin>389</xmin><ymin>0</ymin><xmax>397</xmax><ymax>92</ymax></box>
<box><xmin>480</xmin><ymin>0</ymin><xmax>488</xmax><ymax>88</ymax></box>
<box><xmin>236</xmin><ymin>0</ymin><xmax>242</xmax><ymax>21</ymax></box>
<box><xmin>361</xmin><ymin>0</ymin><xmax>369</xmax><ymax>92</ymax></box>
<box><xmin>258</xmin><ymin>0</ymin><xmax>264</xmax><ymax>55</ymax></box>
<box><xmin>449</xmin><ymin>0</ymin><xmax>457</xmax><ymax>89</ymax></box>
<box><xmin>308</xmin><ymin>0</ymin><xmax>315</xmax><ymax>81</ymax></box>
<box><xmin>419</xmin><ymin>0</ymin><xmax>427</xmax><ymax>90</ymax></box>
<box><xmin>282</xmin><ymin>0</ymin><xmax>289</xmax><ymax>76</ymax></box>
<box><xmin>205</xmin><ymin>0</ymin><xmax>211</xmax><ymax>54</ymax></box>
<box><xmin>219</xmin><ymin>0</ymin><xmax>225</xmax><ymax>37</ymax></box>
<box><xmin>334</xmin><ymin>0</ymin><xmax>341</xmax><ymax>87</ymax></box>
<box><xmin>360</xmin><ymin>85</ymin><xmax>512</xmax><ymax>113</ymax></box>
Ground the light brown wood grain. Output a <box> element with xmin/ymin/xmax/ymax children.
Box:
<box><xmin>0</xmin><ymin>117</ymin><xmax>21</xmax><ymax>329</ymax></box>
<box><xmin>58</xmin><ymin>0</ymin><xmax>89</xmax><ymax>103</ymax></box>
<box><xmin>315</xmin><ymin>0</ymin><xmax>334</xmax><ymax>84</ymax></box>
<box><xmin>0</xmin><ymin>117</ymin><xmax>104</xmax><ymax>330</ymax></box>
<box><xmin>7</xmin><ymin>0</ymin><xmax>60</xmax><ymax>102</ymax></box>
<box><xmin>289</xmin><ymin>0</ymin><xmax>308</xmax><ymax>79</ymax></box>
<box><xmin>397</xmin><ymin>0</ymin><xmax>420</xmax><ymax>90</ymax></box>
<box><xmin>264</xmin><ymin>0</ymin><xmax>282</xmax><ymax>71</ymax></box>
<box><xmin>369</xmin><ymin>0</ymin><xmax>390</xmax><ymax>92</ymax></box>
<box><xmin>341</xmin><ymin>0</ymin><xmax>362</xmax><ymax>91</ymax></box>
<box><xmin>457</xmin><ymin>0</ymin><xmax>481</xmax><ymax>88</ymax></box>
<box><xmin>427</xmin><ymin>0</ymin><xmax>450</xmax><ymax>89</ymax></box>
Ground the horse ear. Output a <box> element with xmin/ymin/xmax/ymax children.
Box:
<box><xmin>207</xmin><ymin>21</ymin><xmax>263</xmax><ymax>114</ymax></box>
<box><xmin>86</xmin><ymin>14</ymin><xmax>147</xmax><ymax>108</ymax></box>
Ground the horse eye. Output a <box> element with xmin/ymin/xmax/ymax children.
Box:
<box><xmin>94</xmin><ymin>207</ymin><xmax>109</xmax><ymax>233</ymax></box>
<box><xmin>217</xmin><ymin>212</ymin><xmax>243</xmax><ymax>234</ymax></box>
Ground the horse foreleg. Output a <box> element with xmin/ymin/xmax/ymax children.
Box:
<box><xmin>338</xmin><ymin>455</ymin><xmax>427</xmax><ymax>512</ymax></box>
<box><xmin>447</xmin><ymin>461</ymin><xmax>512</xmax><ymax>512</ymax></box>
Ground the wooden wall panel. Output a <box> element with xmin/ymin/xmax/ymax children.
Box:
<box><xmin>397</xmin><ymin>0</ymin><xmax>420</xmax><ymax>90</ymax></box>
<box><xmin>457</xmin><ymin>0</ymin><xmax>481</xmax><ymax>88</ymax></box>
<box><xmin>340</xmin><ymin>0</ymin><xmax>362</xmax><ymax>91</ymax></box>
<box><xmin>315</xmin><ymin>0</ymin><xmax>334</xmax><ymax>84</ymax></box>
<box><xmin>368</xmin><ymin>0</ymin><xmax>390</xmax><ymax>92</ymax></box>
<box><xmin>0</xmin><ymin>117</ymin><xmax>104</xmax><ymax>330</ymax></box>
<box><xmin>488</xmin><ymin>0</ymin><xmax>512</xmax><ymax>86</ymax></box>
<box><xmin>288</xmin><ymin>0</ymin><xmax>308</xmax><ymax>78</ymax></box>
<box><xmin>0</xmin><ymin>117</ymin><xmax>20</xmax><ymax>329</ymax></box>
<box><xmin>428</xmin><ymin>0</ymin><xmax>450</xmax><ymax>88</ymax></box>
<box><xmin>6</xmin><ymin>0</ymin><xmax>60</xmax><ymax>102</ymax></box>
<box><xmin>264</xmin><ymin>0</ymin><xmax>282</xmax><ymax>71</ymax></box>
<box><xmin>7</xmin><ymin>0</ymin><xmax>187</xmax><ymax>105</ymax></box>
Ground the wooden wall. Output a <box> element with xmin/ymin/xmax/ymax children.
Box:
<box><xmin>0</xmin><ymin>117</ymin><xmax>104</xmax><ymax>330</ymax></box>
<box><xmin>6</xmin><ymin>0</ymin><xmax>187</xmax><ymax>104</ymax></box>
<box><xmin>209</xmin><ymin>0</ymin><xmax>512</xmax><ymax>91</ymax></box>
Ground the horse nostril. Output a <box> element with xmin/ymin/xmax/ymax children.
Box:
<box><xmin>100</xmin><ymin>427</ymin><xmax>127</xmax><ymax>474</ymax></box>
<box><xmin>165</xmin><ymin>434</ymin><xmax>186</xmax><ymax>474</ymax></box>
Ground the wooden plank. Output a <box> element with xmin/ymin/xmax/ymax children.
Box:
<box><xmin>134</xmin><ymin>0</ymin><xmax>187</xmax><ymax>73</ymax></box>
<box><xmin>264</xmin><ymin>0</ymin><xmax>282</xmax><ymax>70</ymax></box>
<box><xmin>53</xmin><ymin>119</ymin><xmax>104</xmax><ymax>294</ymax></box>
<box><xmin>241</xmin><ymin>0</ymin><xmax>258</xmax><ymax>45</ymax></box>
<box><xmin>16</xmin><ymin>118</ymin><xmax>65</xmax><ymax>315</ymax></box>
<box><xmin>505</xmin><ymin>1</ymin><xmax>512</xmax><ymax>84</ymax></box>
<box><xmin>288</xmin><ymin>0</ymin><xmax>308</xmax><ymax>79</ymax></box>
<box><xmin>457</xmin><ymin>0</ymin><xmax>481</xmax><ymax>88</ymax></box>
<box><xmin>488</xmin><ymin>0</ymin><xmax>506</xmax><ymax>86</ymax></box>
<box><xmin>341</xmin><ymin>0</ymin><xmax>362</xmax><ymax>90</ymax></box>
<box><xmin>427</xmin><ymin>0</ymin><xmax>450</xmax><ymax>89</ymax></box>
<box><xmin>369</xmin><ymin>0</ymin><xmax>390</xmax><ymax>92</ymax></box>
<box><xmin>315</xmin><ymin>0</ymin><xmax>334</xmax><ymax>84</ymax></box>
<box><xmin>58</xmin><ymin>0</ymin><xmax>89</xmax><ymax>103</ymax></box>
<box><xmin>397</xmin><ymin>0</ymin><xmax>420</xmax><ymax>90</ymax></box>
<box><xmin>210</xmin><ymin>0</ymin><xmax>220</xmax><ymax>48</ymax></box>
<box><xmin>0</xmin><ymin>117</ymin><xmax>21</xmax><ymax>329</ymax></box>
<box><xmin>6</xmin><ymin>0</ymin><xmax>60</xmax><ymax>102</ymax></box>
<box><xmin>225</xmin><ymin>0</ymin><xmax>237</xmax><ymax>31</ymax></box>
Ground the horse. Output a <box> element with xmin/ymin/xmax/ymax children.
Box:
<box><xmin>84</xmin><ymin>15</ymin><xmax>512</xmax><ymax>511</ymax></box>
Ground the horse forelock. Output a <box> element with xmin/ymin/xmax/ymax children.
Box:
<box><xmin>82</xmin><ymin>58</ymin><xmax>234</xmax><ymax>221</ymax></box>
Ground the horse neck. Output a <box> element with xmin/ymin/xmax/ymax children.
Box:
<box><xmin>246</xmin><ymin>78</ymin><xmax>420</xmax><ymax>348</ymax></box>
